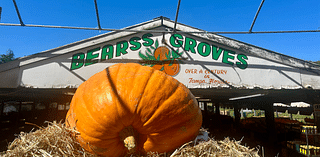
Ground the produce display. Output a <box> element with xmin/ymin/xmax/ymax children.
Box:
<box><xmin>66</xmin><ymin>63</ymin><xmax>203</xmax><ymax>156</ymax></box>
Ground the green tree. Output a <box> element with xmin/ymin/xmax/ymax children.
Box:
<box><xmin>0</xmin><ymin>49</ymin><xmax>15</xmax><ymax>64</ymax></box>
<box><xmin>315</xmin><ymin>61</ymin><xmax>320</xmax><ymax>65</ymax></box>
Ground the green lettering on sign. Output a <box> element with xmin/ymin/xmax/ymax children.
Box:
<box><xmin>212</xmin><ymin>45</ymin><xmax>223</xmax><ymax>60</ymax></box>
<box><xmin>184</xmin><ymin>37</ymin><xmax>196</xmax><ymax>53</ymax></box>
<box><xmin>101</xmin><ymin>45</ymin><xmax>114</xmax><ymax>60</ymax></box>
<box><xmin>222</xmin><ymin>50</ymin><xmax>235</xmax><ymax>65</ymax></box>
<box><xmin>70</xmin><ymin>53</ymin><xmax>85</xmax><ymax>70</ymax></box>
<box><xmin>116</xmin><ymin>41</ymin><xmax>128</xmax><ymax>57</ymax></box>
<box><xmin>197</xmin><ymin>42</ymin><xmax>211</xmax><ymax>57</ymax></box>
<box><xmin>236</xmin><ymin>54</ymin><xmax>248</xmax><ymax>69</ymax></box>
<box><xmin>69</xmin><ymin>33</ymin><xmax>249</xmax><ymax>71</ymax></box>
<box><xmin>129</xmin><ymin>37</ymin><xmax>141</xmax><ymax>51</ymax></box>
<box><xmin>170</xmin><ymin>34</ymin><xmax>183</xmax><ymax>48</ymax></box>
<box><xmin>142</xmin><ymin>33</ymin><xmax>154</xmax><ymax>46</ymax></box>
<box><xmin>85</xmin><ymin>47</ymin><xmax>100</xmax><ymax>66</ymax></box>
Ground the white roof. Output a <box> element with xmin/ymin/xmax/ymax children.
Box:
<box><xmin>1</xmin><ymin>17</ymin><xmax>320</xmax><ymax>90</ymax></box>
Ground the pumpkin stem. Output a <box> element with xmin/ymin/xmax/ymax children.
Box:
<box><xmin>119</xmin><ymin>125</ymin><xmax>138</xmax><ymax>154</ymax></box>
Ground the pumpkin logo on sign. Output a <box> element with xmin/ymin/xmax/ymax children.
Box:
<box><xmin>139</xmin><ymin>39</ymin><xmax>183</xmax><ymax>76</ymax></box>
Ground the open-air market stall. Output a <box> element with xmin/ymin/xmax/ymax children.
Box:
<box><xmin>1</xmin><ymin>17</ymin><xmax>320</xmax><ymax>152</ymax></box>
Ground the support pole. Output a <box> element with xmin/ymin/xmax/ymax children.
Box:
<box><xmin>0</xmin><ymin>101</ymin><xmax>3</xmax><ymax>117</ymax></box>
<box><xmin>314</xmin><ymin>104</ymin><xmax>320</xmax><ymax>135</ymax></box>
<box><xmin>249</xmin><ymin>0</ymin><xmax>265</xmax><ymax>32</ymax></box>
<box><xmin>17</xmin><ymin>101</ymin><xmax>22</xmax><ymax>130</ymax></box>
<box><xmin>94</xmin><ymin>0</ymin><xmax>102</xmax><ymax>30</ymax></box>
<box><xmin>173</xmin><ymin>0</ymin><xmax>181</xmax><ymax>33</ymax></box>
<box><xmin>215</xmin><ymin>101</ymin><xmax>220</xmax><ymax>115</ymax></box>
<box><xmin>203</xmin><ymin>102</ymin><xmax>208</xmax><ymax>128</ymax></box>
<box><xmin>0</xmin><ymin>7</ymin><xmax>2</xmax><ymax>22</ymax></box>
<box><xmin>263</xmin><ymin>101</ymin><xmax>277</xmax><ymax>144</ymax></box>
<box><xmin>234</xmin><ymin>104</ymin><xmax>241</xmax><ymax>127</ymax></box>
<box><xmin>204</xmin><ymin>102</ymin><xmax>208</xmax><ymax>114</ymax></box>
<box><xmin>12</xmin><ymin>0</ymin><xmax>25</xmax><ymax>26</ymax></box>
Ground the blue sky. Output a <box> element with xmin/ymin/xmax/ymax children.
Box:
<box><xmin>0</xmin><ymin>0</ymin><xmax>319</xmax><ymax>61</ymax></box>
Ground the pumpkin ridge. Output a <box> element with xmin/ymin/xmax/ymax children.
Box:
<box><xmin>134</xmin><ymin>72</ymin><xmax>171</xmax><ymax>128</ymax></box>
<box><xmin>126</xmin><ymin>76</ymin><xmax>153</xmax><ymax>132</ymax></box>
<box><xmin>143</xmin><ymin>83</ymin><xmax>199</xmax><ymax>134</ymax></box>
<box><xmin>75</xmin><ymin>83</ymin><xmax>107</xmax><ymax>135</ymax></box>
<box><xmin>106</xmin><ymin>65</ymin><xmax>132</xmax><ymax>133</ymax></box>
<box><xmin>77</xmin><ymin>68</ymin><xmax>124</xmax><ymax>140</ymax></box>
<box><xmin>131</xmin><ymin>66</ymin><xmax>155</xmax><ymax>116</ymax></box>
<box><xmin>146</xmin><ymin>117</ymin><xmax>195</xmax><ymax>137</ymax></box>
<box><xmin>127</xmin><ymin>67</ymin><xmax>163</xmax><ymax>136</ymax></box>
<box><xmin>115</xmin><ymin>64</ymin><xmax>156</xmax><ymax>154</ymax></box>
<box><xmin>67</xmin><ymin>84</ymin><xmax>124</xmax><ymax>154</ymax></box>
<box><xmin>141</xmin><ymin>77</ymin><xmax>181</xmax><ymax>130</ymax></box>
<box><xmin>75</xmin><ymin>84</ymin><xmax>113</xmax><ymax>139</ymax></box>
<box><xmin>80</xmin><ymin>80</ymin><xmax>116</xmax><ymax>134</ymax></box>
<box><xmin>106</xmin><ymin>65</ymin><xmax>129</xmax><ymax>131</ymax></box>
<box><xmin>146</xmin><ymin>118</ymin><xmax>199</xmax><ymax>142</ymax></box>
<box><xmin>113</xmin><ymin>64</ymin><xmax>140</xmax><ymax>128</ymax></box>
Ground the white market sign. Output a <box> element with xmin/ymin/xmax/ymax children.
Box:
<box><xmin>67</xmin><ymin>33</ymin><xmax>251</xmax><ymax>88</ymax></box>
<box><xmin>70</xmin><ymin>33</ymin><xmax>248</xmax><ymax>71</ymax></box>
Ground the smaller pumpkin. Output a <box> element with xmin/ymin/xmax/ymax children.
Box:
<box><xmin>66</xmin><ymin>63</ymin><xmax>202</xmax><ymax>156</ymax></box>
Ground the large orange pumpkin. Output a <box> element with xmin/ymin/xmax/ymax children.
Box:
<box><xmin>66</xmin><ymin>63</ymin><xmax>202</xmax><ymax>156</ymax></box>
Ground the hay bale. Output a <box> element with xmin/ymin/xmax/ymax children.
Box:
<box><xmin>1</xmin><ymin>122</ymin><xmax>260</xmax><ymax>157</ymax></box>
<box><xmin>170</xmin><ymin>138</ymin><xmax>260</xmax><ymax>157</ymax></box>
<box><xmin>0</xmin><ymin>121</ymin><xmax>96</xmax><ymax>157</ymax></box>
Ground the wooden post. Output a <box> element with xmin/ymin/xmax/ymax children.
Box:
<box><xmin>0</xmin><ymin>101</ymin><xmax>3</xmax><ymax>117</ymax></box>
<box><xmin>234</xmin><ymin>104</ymin><xmax>241</xmax><ymax>127</ymax></box>
<box><xmin>203</xmin><ymin>102</ymin><xmax>208</xmax><ymax>128</ymax></box>
<box><xmin>263</xmin><ymin>101</ymin><xmax>277</xmax><ymax>144</ymax></box>
<box><xmin>16</xmin><ymin>101</ymin><xmax>22</xmax><ymax>131</ymax></box>
<box><xmin>18</xmin><ymin>101</ymin><xmax>22</xmax><ymax>120</ymax></box>
<box><xmin>204</xmin><ymin>102</ymin><xmax>208</xmax><ymax>115</ymax></box>
<box><xmin>314</xmin><ymin>104</ymin><xmax>320</xmax><ymax>134</ymax></box>
<box><xmin>215</xmin><ymin>101</ymin><xmax>220</xmax><ymax>115</ymax></box>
